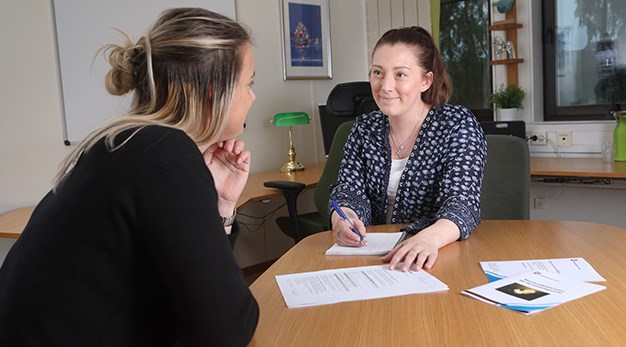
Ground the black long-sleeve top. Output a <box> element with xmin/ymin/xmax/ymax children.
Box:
<box><xmin>0</xmin><ymin>126</ymin><xmax>258</xmax><ymax>346</ymax></box>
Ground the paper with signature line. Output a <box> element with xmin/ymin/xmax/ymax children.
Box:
<box><xmin>275</xmin><ymin>264</ymin><xmax>448</xmax><ymax>308</ymax></box>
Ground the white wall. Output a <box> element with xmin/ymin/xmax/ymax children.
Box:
<box><xmin>0</xmin><ymin>1</ymin><xmax>69</xmax><ymax>213</ymax></box>
<box><xmin>0</xmin><ymin>1</ymin><xmax>72</xmax><ymax>261</ymax></box>
<box><xmin>530</xmin><ymin>182</ymin><xmax>626</xmax><ymax>228</ymax></box>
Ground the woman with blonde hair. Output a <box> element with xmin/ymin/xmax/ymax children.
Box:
<box><xmin>0</xmin><ymin>8</ymin><xmax>258</xmax><ymax>346</ymax></box>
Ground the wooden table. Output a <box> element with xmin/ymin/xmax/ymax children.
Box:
<box><xmin>0</xmin><ymin>162</ymin><xmax>326</xmax><ymax>238</ymax></box>
<box><xmin>248</xmin><ymin>220</ymin><xmax>626</xmax><ymax>346</ymax></box>
<box><xmin>530</xmin><ymin>157</ymin><xmax>626</xmax><ymax>179</ymax></box>
<box><xmin>0</xmin><ymin>206</ymin><xmax>35</xmax><ymax>238</ymax></box>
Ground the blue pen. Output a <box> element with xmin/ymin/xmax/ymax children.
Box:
<box><xmin>330</xmin><ymin>200</ymin><xmax>366</xmax><ymax>245</ymax></box>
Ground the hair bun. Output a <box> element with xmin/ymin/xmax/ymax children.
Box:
<box><xmin>103</xmin><ymin>32</ymin><xmax>139</xmax><ymax>96</ymax></box>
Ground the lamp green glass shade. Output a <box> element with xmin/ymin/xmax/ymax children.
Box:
<box><xmin>273</xmin><ymin>112</ymin><xmax>310</xmax><ymax>172</ymax></box>
<box><xmin>273</xmin><ymin>112</ymin><xmax>310</xmax><ymax>126</ymax></box>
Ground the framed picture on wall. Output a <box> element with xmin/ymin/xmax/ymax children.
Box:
<box><xmin>280</xmin><ymin>0</ymin><xmax>332</xmax><ymax>80</ymax></box>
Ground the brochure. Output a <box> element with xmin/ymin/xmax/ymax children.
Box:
<box><xmin>325</xmin><ymin>232</ymin><xmax>403</xmax><ymax>256</ymax></box>
<box><xmin>462</xmin><ymin>270</ymin><xmax>606</xmax><ymax>315</ymax></box>
<box><xmin>480</xmin><ymin>257</ymin><xmax>605</xmax><ymax>282</ymax></box>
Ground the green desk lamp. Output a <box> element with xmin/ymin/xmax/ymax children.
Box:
<box><xmin>273</xmin><ymin>112</ymin><xmax>310</xmax><ymax>172</ymax></box>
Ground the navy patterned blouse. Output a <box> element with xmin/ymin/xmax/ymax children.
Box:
<box><xmin>329</xmin><ymin>104</ymin><xmax>487</xmax><ymax>240</ymax></box>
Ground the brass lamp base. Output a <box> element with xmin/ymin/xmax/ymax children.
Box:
<box><xmin>279</xmin><ymin>126</ymin><xmax>305</xmax><ymax>173</ymax></box>
<box><xmin>281</xmin><ymin>160</ymin><xmax>305</xmax><ymax>173</ymax></box>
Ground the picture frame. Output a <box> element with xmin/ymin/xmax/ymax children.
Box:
<box><xmin>280</xmin><ymin>0</ymin><xmax>332</xmax><ymax>80</ymax></box>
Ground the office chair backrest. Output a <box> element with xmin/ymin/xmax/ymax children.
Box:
<box><xmin>480</xmin><ymin>120</ymin><xmax>526</xmax><ymax>139</ymax></box>
<box><xmin>319</xmin><ymin>81</ymin><xmax>378</xmax><ymax>156</ymax></box>
<box><xmin>318</xmin><ymin>104</ymin><xmax>340</xmax><ymax>156</ymax></box>
<box><xmin>480</xmin><ymin>134</ymin><xmax>530</xmax><ymax>220</ymax></box>
<box><xmin>314</xmin><ymin>120</ymin><xmax>355</xmax><ymax>222</ymax></box>
<box><xmin>326</xmin><ymin>82</ymin><xmax>378</xmax><ymax>117</ymax></box>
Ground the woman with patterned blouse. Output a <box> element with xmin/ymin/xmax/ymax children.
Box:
<box><xmin>329</xmin><ymin>26</ymin><xmax>487</xmax><ymax>272</ymax></box>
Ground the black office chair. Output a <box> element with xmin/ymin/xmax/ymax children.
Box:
<box><xmin>480</xmin><ymin>134</ymin><xmax>530</xmax><ymax>220</ymax></box>
<box><xmin>264</xmin><ymin>81</ymin><xmax>378</xmax><ymax>243</ymax></box>
<box><xmin>318</xmin><ymin>82</ymin><xmax>378</xmax><ymax>156</ymax></box>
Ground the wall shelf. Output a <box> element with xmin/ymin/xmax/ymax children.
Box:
<box><xmin>488</xmin><ymin>5</ymin><xmax>522</xmax><ymax>85</ymax></box>
<box><xmin>490</xmin><ymin>58</ymin><xmax>524</xmax><ymax>65</ymax></box>
<box><xmin>488</xmin><ymin>22</ymin><xmax>522</xmax><ymax>31</ymax></box>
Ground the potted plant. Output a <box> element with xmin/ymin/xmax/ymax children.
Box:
<box><xmin>487</xmin><ymin>84</ymin><xmax>526</xmax><ymax>121</ymax></box>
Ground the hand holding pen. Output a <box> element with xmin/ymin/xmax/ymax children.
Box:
<box><xmin>330</xmin><ymin>200</ymin><xmax>367</xmax><ymax>246</ymax></box>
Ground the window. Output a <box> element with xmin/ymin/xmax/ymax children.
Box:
<box><xmin>543</xmin><ymin>0</ymin><xmax>626</xmax><ymax>121</ymax></box>
<box><xmin>439</xmin><ymin>0</ymin><xmax>492</xmax><ymax>121</ymax></box>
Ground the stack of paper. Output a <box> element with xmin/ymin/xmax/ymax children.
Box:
<box><xmin>463</xmin><ymin>257</ymin><xmax>606</xmax><ymax>314</ymax></box>
<box><xmin>276</xmin><ymin>264</ymin><xmax>448</xmax><ymax>308</ymax></box>
<box><xmin>480</xmin><ymin>258</ymin><xmax>606</xmax><ymax>282</ymax></box>
<box><xmin>325</xmin><ymin>232</ymin><xmax>403</xmax><ymax>256</ymax></box>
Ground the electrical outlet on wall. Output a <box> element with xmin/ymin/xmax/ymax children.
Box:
<box><xmin>557</xmin><ymin>131</ymin><xmax>572</xmax><ymax>147</ymax></box>
<box><xmin>533</xmin><ymin>197</ymin><xmax>547</xmax><ymax>209</ymax></box>
<box><xmin>527</xmin><ymin>131</ymin><xmax>547</xmax><ymax>145</ymax></box>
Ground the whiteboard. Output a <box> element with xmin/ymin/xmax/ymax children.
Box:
<box><xmin>51</xmin><ymin>0</ymin><xmax>236</xmax><ymax>145</ymax></box>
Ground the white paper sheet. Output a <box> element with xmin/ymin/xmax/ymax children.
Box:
<box><xmin>480</xmin><ymin>257</ymin><xmax>605</xmax><ymax>282</ymax></box>
<box><xmin>325</xmin><ymin>232</ymin><xmax>403</xmax><ymax>256</ymax></box>
<box><xmin>462</xmin><ymin>270</ymin><xmax>606</xmax><ymax>315</ymax></box>
<box><xmin>275</xmin><ymin>264</ymin><xmax>448</xmax><ymax>308</ymax></box>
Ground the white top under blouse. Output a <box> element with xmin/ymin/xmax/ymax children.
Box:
<box><xmin>386</xmin><ymin>157</ymin><xmax>408</xmax><ymax>224</ymax></box>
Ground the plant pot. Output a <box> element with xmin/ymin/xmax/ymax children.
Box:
<box><xmin>497</xmin><ymin>108</ymin><xmax>518</xmax><ymax>121</ymax></box>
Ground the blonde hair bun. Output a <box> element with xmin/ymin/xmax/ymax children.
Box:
<box><xmin>102</xmin><ymin>30</ymin><xmax>140</xmax><ymax>96</ymax></box>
